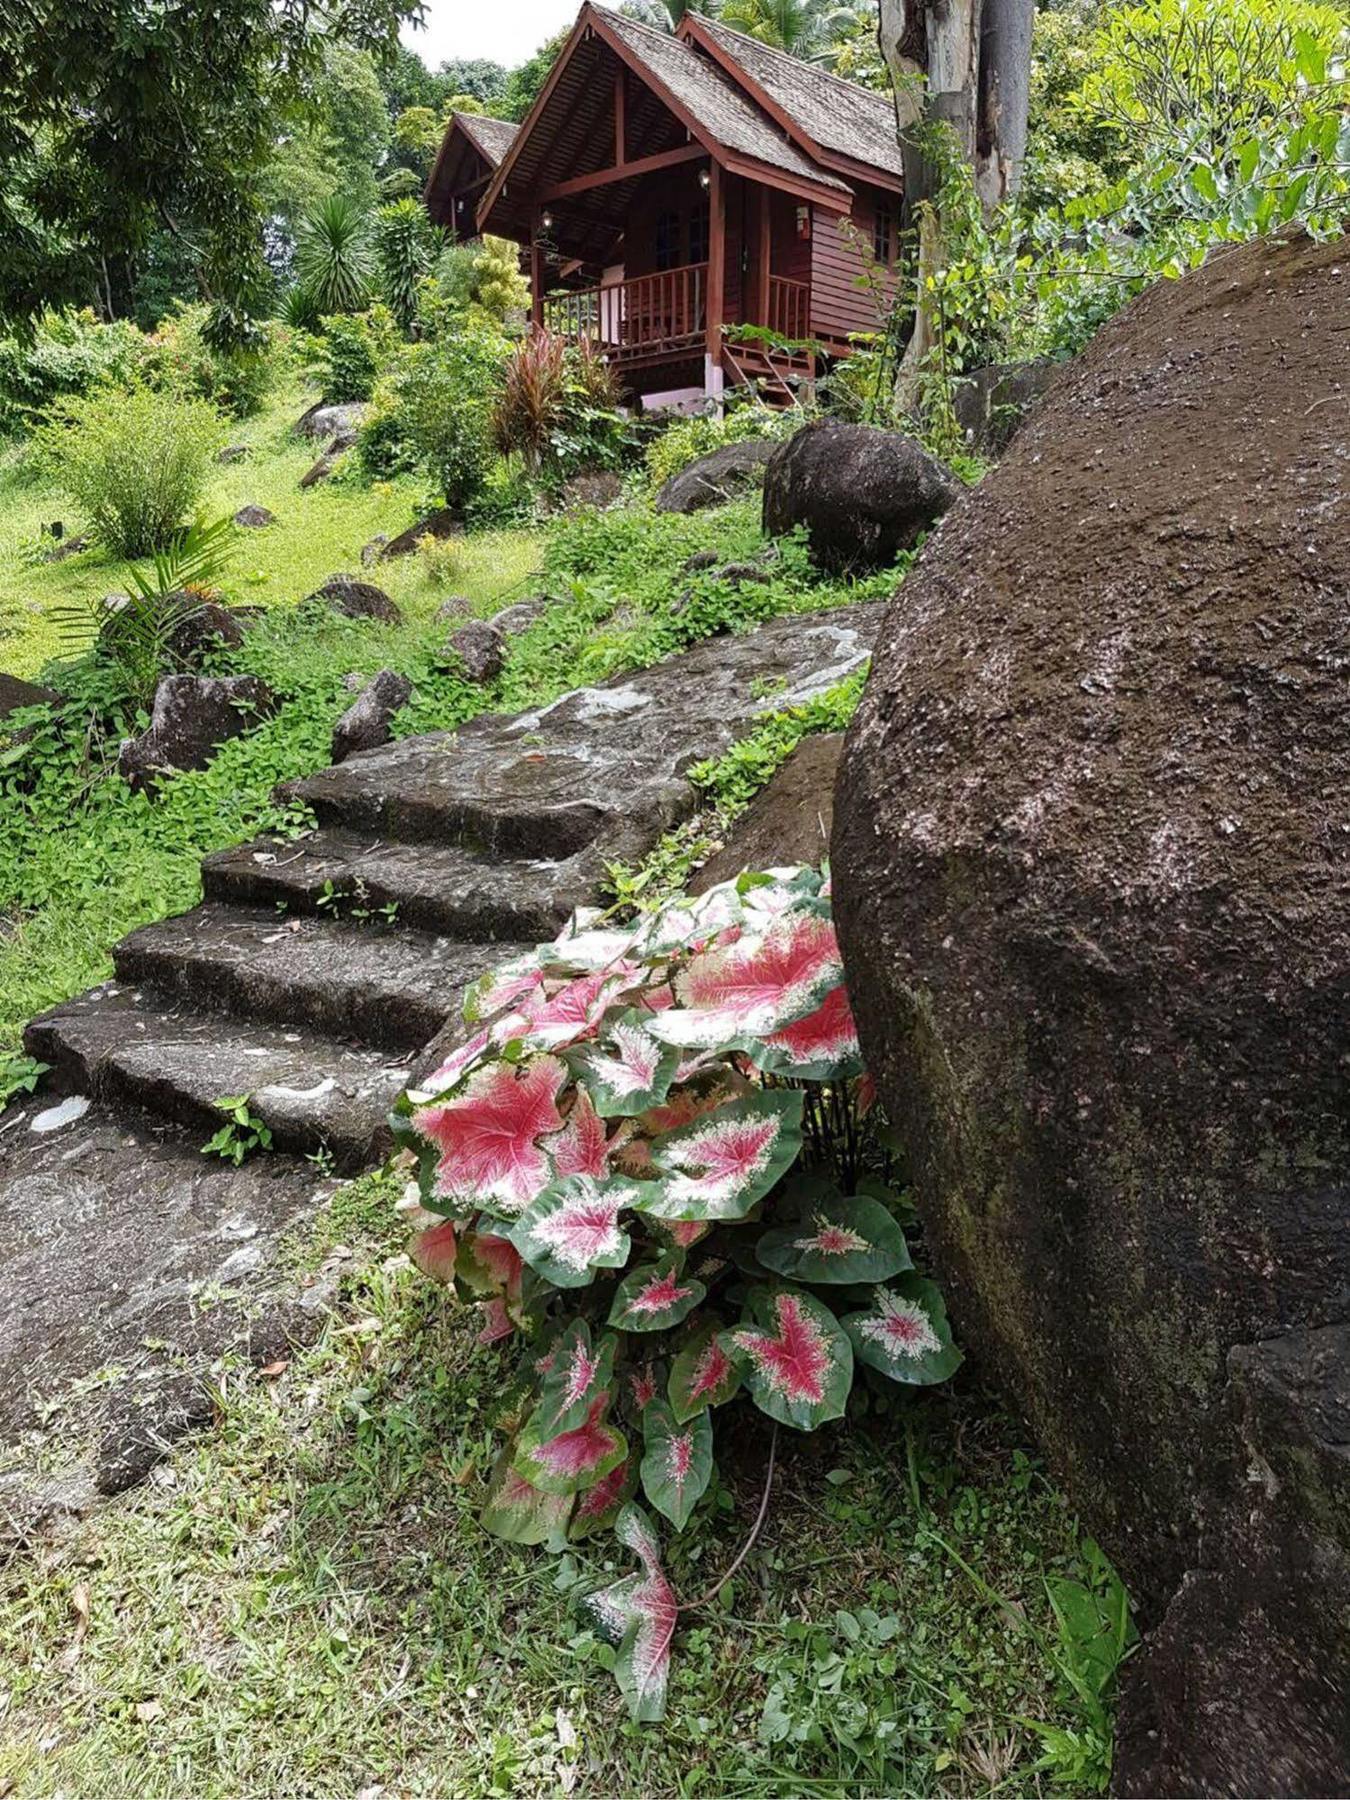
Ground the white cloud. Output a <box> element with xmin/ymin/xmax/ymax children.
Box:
<box><xmin>400</xmin><ymin>0</ymin><xmax>616</xmax><ymax>71</ymax></box>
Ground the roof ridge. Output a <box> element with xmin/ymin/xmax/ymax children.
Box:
<box><xmin>692</xmin><ymin>12</ymin><xmax>895</xmax><ymax>110</ymax></box>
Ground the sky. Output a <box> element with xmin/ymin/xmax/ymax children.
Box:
<box><xmin>399</xmin><ymin>0</ymin><xmax>614</xmax><ymax>70</ymax></box>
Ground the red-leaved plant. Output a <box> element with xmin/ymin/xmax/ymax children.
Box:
<box><xmin>393</xmin><ymin>865</ymin><xmax>961</xmax><ymax>1720</ymax></box>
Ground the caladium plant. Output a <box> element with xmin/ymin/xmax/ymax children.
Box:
<box><xmin>393</xmin><ymin>864</ymin><xmax>961</xmax><ymax>1721</ymax></box>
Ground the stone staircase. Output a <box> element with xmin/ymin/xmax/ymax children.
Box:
<box><xmin>0</xmin><ymin>603</ymin><xmax>882</xmax><ymax>1500</ymax></box>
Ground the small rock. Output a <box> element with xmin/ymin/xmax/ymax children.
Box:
<box><xmin>98</xmin><ymin>591</ymin><xmax>131</xmax><ymax>618</ymax></box>
<box><xmin>714</xmin><ymin>562</ymin><xmax>772</xmax><ymax>587</ymax></box>
<box><xmin>299</xmin><ymin>440</ymin><xmax>345</xmax><ymax>489</ymax></box>
<box><xmin>216</xmin><ymin>444</ymin><xmax>249</xmax><ymax>465</ymax></box>
<box><xmin>42</xmin><ymin>533</ymin><xmax>90</xmax><ymax>564</ymax></box>
<box><xmin>692</xmin><ymin>735</ymin><xmax>844</xmax><ymax>891</ymax></box>
<box><xmin>331</xmin><ymin>669</ymin><xmax>413</xmax><ymax>764</ymax></box>
<box><xmin>0</xmin><ymin>671</ymin><xmax>60</xmax><ymax>726</ymax></box>
<box><xmin>163</xmin><ymin>601</ymin><xmax>248</xmax><ymax>667</ymax></box>
<box><xmin>233</xmin><ymin>504</ymin><xmax>274</xmax><ymax>529</ymax></box>
<box><xmin>383</xmin><ymin>507</ymin><xmax>461</xmax><ymax>559</ymax></box>
<box><xmin>559</xmin><ymin>469</ymin><xmax>624</xmax><ymax>511</ymax></box>
<box><xmin>434</xmin><ymin>594</ymin><xmax>472</xmax><ymax>624</ymax></box>
<box><xmin>682</xmin><ymin>548</ymin><xmax>720</xmax><ymax>573</ymax></box>
<box><xmin>306</xmin><ymin>575</ymin><xmax>402</xmax><ymax>626</ymax></box>
<box><xmin>360</xmin><ymin>535</ymin><xmax>388</xmax><ymax>567</ymax></box>
<box><xmin>341</xmin><ymin>671</ymin><xmax>367</xmax><ymax>693</ymax></box>
<box><xmin>654</xmin><ymin>440</ymin><xmax>776</xmax><ymax>514</ymax></box>
<box><xmin>488</xmin><ymin>597</ymin><xmax>549</xmax><ymax>637</ymax></box>
<box><xmin>295</xmin><ymin>401</ymin><xmax>366</xmax><ymax>441</ymax></box>
<box><xmin>446</xmin><ymin>619</ymin><xmax>505</xmax><ymax>683</ymax></box>
<box><xmin>117</xmin><ymin>674</ymin><xmax>275</xmax><ymax>792</ymax></box>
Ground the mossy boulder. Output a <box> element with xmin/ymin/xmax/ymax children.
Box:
<box><xmin>831</xmin><ymin>232</ymin><xmax>1350</xmax><ymax>1796</ymax></box>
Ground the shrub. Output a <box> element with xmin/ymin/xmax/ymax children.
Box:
<box><xmin>394</xmin><ymin>865</ymin><xmax>959</xmax><ymax>1722</ymax></box>
<box><xmin>417</xmin><ymin>236</ymin><xmax>530</xmax><ymax>338</ymax></box>
<box><xmin>317</xmin><ymin>304</ymin><xmax>400</xmax><ymax>403</ymax></box>
<box><xmin>493</xmin><ymin>330</ymin><xmax>631</xmax><ymax>480</ymax></box>
<box><xmin>294</xmin><ymin>193</ymin><xmax>374</xmax><ymax>319</ymax></box>
<box><xmin>644</xmin><ymin>404</ymin><xmax>789</xmax><ymax>492</ymax></box>
<box><xmin>34</xmin><ymin>384</ymin><xmax>223</xmax><ymax>557</ymax></box>
<box><xmin>147</xmin><ymin>303</ymin><xmax>276</xmax><ymax>418</ymax></box>
<box><xmin>358</xmin><ymin>321</ymin><xmax>509</xmax><ymax>507</ymax></box>
<box><xmin>375</xmin><ymin>197</ymin><xmax>444</xmax><ymax>334</ymax></box>
<box><xmin>0</xmin><ymin>310</ymin><xmax>149</xmax><ymax>436</ymax></box>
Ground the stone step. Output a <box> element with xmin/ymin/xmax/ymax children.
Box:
<box><xmin>284</xmin><ymin>604</ymin><xmax>884</xmax><ymax>856</ymax></box>
<box><xmin>201</xmin><ymin>828</ymin><xmax>599</xmax><ymax>943</ymax></box>
<box><xmin>26</xmin><ymin>985</ymin><xmax>406</xmax><ymax>1167</ymax></box>
<box><xmin>110</xmin><ymin>905</ymin><xmax>519</xmax><ymax>1053</ymax></box>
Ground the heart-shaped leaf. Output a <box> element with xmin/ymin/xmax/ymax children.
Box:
<box><xmin>514</xmin><ymin>1395</ymin><xmax>628</xmax><ymax>1495</ymax></box>
<box><xmin>481</xmin><ymin>1445</ymin><xmax>573</xmax><ymax>1547</ymax></box>
<box><xmin>640</xmin><ymin>1090</ymin><xmax>804</xmax><ymax>1222</ymax></box>
<box><xmin>640</xmin><ymin>1399</ymin><xmax>713</xmax><ymax>1530</ymax></box>
<box><xmin>648</xmin><ymin>908</ymin><xmax>844</xmax><ymax>1049</ymax></box>
<box><xmin>744</xmin><ymin>983</ymin><xmax>864</xmax><ymax>1081</ymax></box>
<box><xmin>756</xmin><ymin>1192</ymin><xmax>912</xmax><ymax>1286</ymax></box>
<box><xmin>579</xmin><ymin>1012</ymin><xmax>681</xmax><ymax>1117</ymax></box>
<box><xmin>589</xmin><ymin>1505</ymin><xmax>678</xmax><ymax>1722</ymax></box>
<box><xmin>533</xmin><ymin>1320</ymin><xmax>617</xmax><ymax>1435</ymax></box>
<box><xmin>725</xmin><ymin>1286</ymin><xmax>853</xmax><ymax>1431</ymax></box>
<box><xmin>608</xmin><ymin>1255</ymin><xmax>706</xmax><ymax>1332</ymax></box>
<box><xmin>842</xmin><ymin>1274</ymin><xmax>963</xmax><ymax>1386</ymax></box>
<box><xmin>413</xmin><ymin>1053</ymin><xmax>566</xmax><ymax>1216</ymax></box>
<box><xmin>668</xmin><ymin>1321</ymin><xmax>742</xmax><ymax>1422</ymax></box>
<box><xmin>568</xmin><ymin>1456</ymin><xmax>638</xmax><ymax>1540</ymax></box>
<box><xmin>509</xmin><ymin>1174</ymin><xmax>640</xmax><ymax>1288</ymax></box>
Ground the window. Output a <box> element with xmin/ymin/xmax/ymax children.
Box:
<box><xmin>688</xmin><ymin>198</ymin><xmax>710</xmax><ymax>264</ymax></box>
<box><xmin>872</xmin><ymin>204</ymin><xmax>895</xmax><ymax>265</ymax></box>
<box><xmin>655</xmin><ymin>209</ymin><xmax>680</xmax><ymax>271</ymax></box>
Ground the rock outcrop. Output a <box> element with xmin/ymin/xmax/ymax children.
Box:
<box><xmin>762</xmin><ymin>421</ymin><xmax>961</xmax><ymax>571</ymax></box>
<box><xmin>0</xmin><ymin>672</ymin><xmax>59</xmax><ymax>726</ymax></box>
<box><xmin>952</xmin><ymin>357</ymin><xmax>1061</xmax><ymax>454</ymax></box>
<box><xmin>831</xmin><ymin>232</ymin><xmax>1350</xmax><ymax>1795</ymax></box>
<box><xmin>692</xmin><ymin>733</ymin><xmax>842</xmax><ymax>893</ymax></box>
<box><xmin>118</xmin><ymin>674</ymin><xmax>275</xmax><ymax>791</ymax></box>
<box><xmin>654</xmin><ymin>439</ymin><xmax>776</xmax><ymax>513</ymax></box>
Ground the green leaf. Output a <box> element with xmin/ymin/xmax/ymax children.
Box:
<box><xmin>508</xmin><ymin>1174</ymin><xmax>639</xmax><ymax>1289</ymax></box>
<box><xmin>640</xmin><ymin>1089</ymin><xmax>805</xmax><ymax>1222</ymax></box>
<box><xmin>532</xmin><ymin>1320</ymin><xmax>617</xmax><ymax>1435</ymax></box>
<box><xmin>668</xmin><ymin>1321</ymin><xmax>742</xmax><ymax>1423</ymax></box>
<box><xmin>608</xmin><ymin>1255</ymin><xmax>706</xmax><ymax>1333</ymax></box>
<box><xmin>755</xmin><ymin>1191</ymin><xmax>912</xmax><ymax>1286</ymax></box>
<box><xmin>1189</xmin><ymin>163</ymin><xmax>1220</xmax><ymax>205</ymax></box>
<box><xmin>842</xmin><ymin>1274</ymin><xmax>963</xmax><ymax>1387</ymax></box>
<box><xmin>481</xmin><ymin>1446</ymin><xmax>574</xmax><ymax>1547</ymax></box>
<box><xmin>724</xmin><ymin>1285</ymin><xmax>853</xmax><ymax>1431</ymax></box>
<box><xmin>1293</xmin><ymin>27</ymin><xmax>1326</xmax><ymax>84</ymax></box>
<box><xmin>640</xmin><ymin>1400</ymin><xmax>714</xmax><ymax>1530</ymax></box>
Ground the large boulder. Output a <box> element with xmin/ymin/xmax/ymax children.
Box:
<box><xmin>762</xmin><ymin>422</ymin><xmax>961</xmax><ymax>571</ymax></box>
<box><xmin>295</xmin><ymin>401</ymin><xmax>365</xmax><ymax>441</ymax></box>
<box><xmin>654</xmin><ymin>439</ymin><xmax>776</xmax><ymax>513</ymax></box>
<box><xmin>952</xmin><ymin>357</ymin><xmax>1061</xmax><ymax>455</ymax></box>
<box><xmin>118</xmin><ymin>674</ymin><xmax>275</xmax><ymax>791</ymax></box>
<box><xmin>0</xmin><ymin>672</ymin><xmax>59</xmax><ymax>726</ymax></box>
<box><xmin>305</xmin><ymin>575</ymin><xmax>402</xmax><ymax>626</ymax></box>
<box><xmin>831</xmin><ymin>232</ymin><xmax>1349</xmax><ymax>1795</ymax></box>
<box><xmin>692</xmin><ymin>734</ymin><xmax>842</xmax><ymax>893</ymax></box>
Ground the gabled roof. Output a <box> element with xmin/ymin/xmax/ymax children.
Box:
<box><xmin>679</xmin><ymin>13</ymin><xmax>903</xmax><ymax>186</ymax></box>
<box><xmin>453</xmin><ymin>112</ymin><xmax>520</xmax><ymax>168</ymax></box>
<box><xmin>598</xmin><ymin>10</ymin><xmax>847</xmax><ymax>194</ymax></box>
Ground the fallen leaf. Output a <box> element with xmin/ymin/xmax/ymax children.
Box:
<box><xmin>134</xmin><ymin>1699</ymin><xmax>162</xmax><ymax>1724</ymax></box>
<box><xmin>258</xmin><ymin>1361</ymin><xmax>289</xmax><ymax>1378</ymax></box>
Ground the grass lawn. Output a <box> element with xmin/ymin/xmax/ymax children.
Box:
<box><xmin>0</xmin><ymin>1169</ymin><xmax>1109</xmax><ymax>1799</ymax></box>
<box><xmin>0</xmin><ymin>376</ymin><xmax>540</xmax><ymax>682</ymax></box>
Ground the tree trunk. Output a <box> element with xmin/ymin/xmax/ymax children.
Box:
<box><xmin>975</xmin><ymin>0</ymin><xmax>1035</xmax><ymax>213</ymax></box>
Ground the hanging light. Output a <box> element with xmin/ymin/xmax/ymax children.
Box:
<box><xmin>698</xmin><ymin>167</ymin><xmax>711</xmax><ymax>190</ymax></box>
<box><xmin>541</xmin><ymin>210</ymin><xmax>554</xmax><ymax>231</ymax></box>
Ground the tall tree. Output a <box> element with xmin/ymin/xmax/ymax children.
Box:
<box><xmin>0</xmin><ymin>0</ymin><xmax>417</xmax><ymax>337</ymax></box>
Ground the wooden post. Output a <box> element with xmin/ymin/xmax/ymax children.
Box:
<box><xmin>614</xmin><ymin>66</ymin><xmax>626</xmax><ymax>166</ymax></box>
<box><xmin>755</xmin><ymin>183</ymin><xmax>771</xmax><ymax>328</ymax></box>
<box><xmin>530</xmin><ymin>215</ymin><xmax>544</xmax><ymax>328</ymax></box>
<box><xmin>705</xmin><ymin>160</ymin><xmax>725</xmax><ymax>404</ymax></box>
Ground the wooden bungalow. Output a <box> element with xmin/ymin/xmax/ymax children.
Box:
<box><xmin>424</xmin><ymin>111</ymin><xmax>521</xmax><ymax>245</ymax></box>
<box><xmin>425</xmin><ymin>4</ymin><xmax>902</xmax><ymax>410</ymax></box>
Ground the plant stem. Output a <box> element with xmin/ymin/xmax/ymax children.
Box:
<box><xmin>680</xmin><ymin>1422</ymin><xmax>778</xmax><ymax>1613</ymax></box>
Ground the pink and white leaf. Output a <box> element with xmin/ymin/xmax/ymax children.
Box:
<box><xmin>514</xmin><ymin>1395</ymin><xmax>627</xmax><ymax>1496</ymax></box>
<box><xmin>641</xmin><ymin>1091</ymin><xmax>804</xmax><ymax>1221</ymax></box>
<box><xmin>649</xmin><ymin>911</ymin><xmax>844</xmax><ymax>1048</ymax></box>
<box><xmin>510</xmin><ymin>1174</ymin><xmax>639</xmax><ymax>1288</ymax></box>
<box><xmin>588</xmin><ymin>1504</ymin><xmax>678</xmax><ymax>1722</ymax></box>
<box><xmin>639</xmin><ymin>1399</ymin><xmax>713</xmax><ymax>1531</ymax></box>
<box><xmin>414</xmin><ymin>1055</ymin><xmax>566</xmax><ymax>1215</ymax></box>
<box><xmin>608</xmin><ymin>1255</ymin><xmax>706</xmax><ymax>1333</ymax></box>
<box><xmin>726</xmin><ymin>1287</ymin><xmax>853</xmax><ymax>1431</ymax></box>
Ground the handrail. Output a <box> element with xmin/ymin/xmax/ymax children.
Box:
<box><xmin>543</xmin><ymin>262</ymin><xmax>710</xmax><ymax>356</ymax></box>
<box><xmin>767</xmin><ymin>274</ymin><xmax>809</xmax><ymax>341</ymax></box>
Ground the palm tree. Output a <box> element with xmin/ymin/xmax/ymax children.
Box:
<box><xmin>294</xmin><ymin>193</ymin><xmax>374</xmax><ymax>318</ymax></box>
<box><xmin>718</xmin><ymin>0</ymin><xmax>836</xmax><ymax>59</ymax></box>
<box><xmin>620</xmin><ymin>0</ymin><xmax>708</xmax><ymax>32</ymax></box>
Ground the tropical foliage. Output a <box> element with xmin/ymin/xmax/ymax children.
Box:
<box><xmin>395</xmin><ymin>864</ymin><xmax>960</xmax><ymax>1719</ymax></box>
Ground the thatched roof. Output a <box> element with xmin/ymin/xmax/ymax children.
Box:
<box><xmin>684</xmin><ymin>15</ymin><xmax>904</xmax><ymax>182</ymax></box>
<box><xmin>601</xmin><ymin>10</ymin><xmax>848</xmax><ymax>193</ymax></box>
<box><xmin>453</xmin><ymin>112</ymin><xmax>520</xmax><ymax>168</ymax></box>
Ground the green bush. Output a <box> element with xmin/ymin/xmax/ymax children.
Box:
<box><xmin>0</xmin><ymin>310</ymin><xmax>149</xmax><ymax>437</ymax></box>
<box><xmin>147</xmin><ymin>302</ymin><xmax>276</xmax><ymax>418</ymax></box>
<box><xmin>644</xmin><ymin>404</ymin><xmax>790</xmax><ymax>492</ymax></box>
<box><xmin>34</xmin><ymin>384</ymin><xmax>223</xmax><ymax>558</ymax></box>
<box><xmin>358</xmin><ymin>321</ymin><xmax>509</xmax><ymax>508</ymax></box>
<box><xmin>317</xmin><ymin>304</ymin><xmax>400</xmax><ymax>403</ymax></box>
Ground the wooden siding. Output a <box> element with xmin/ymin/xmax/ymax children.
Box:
<box><xmin>809</xmin><ymin>191</ymin><xmax>895</xmax><ymax>345</ymax></box>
